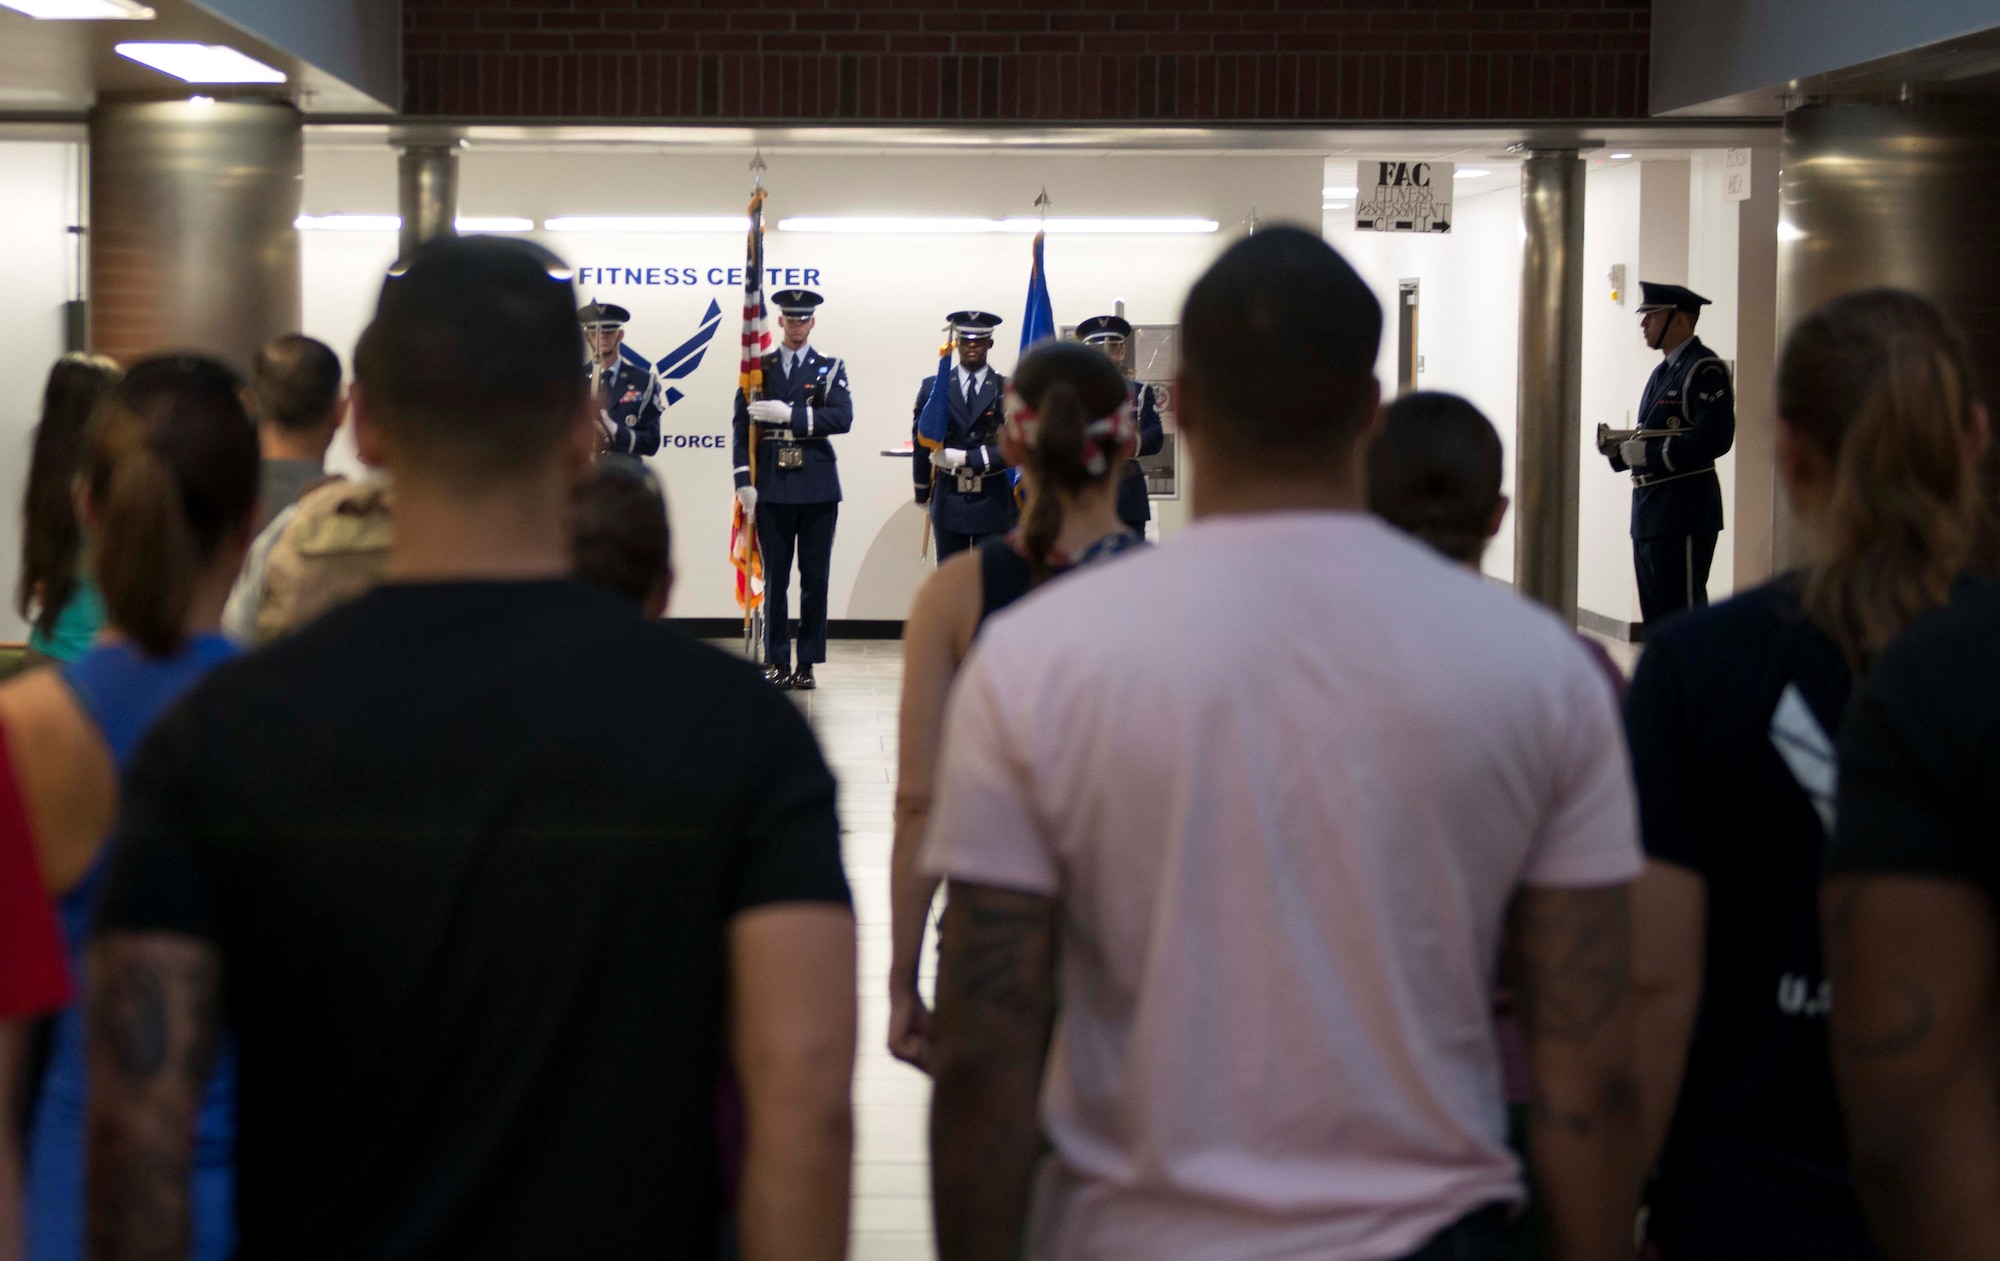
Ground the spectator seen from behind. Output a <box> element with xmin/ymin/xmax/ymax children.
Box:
<box><xmin>17</xmin><ymin>354</ymin><xmax>121</xmax><ymax>665</ymax></box>
<box><xmin>922</xmin><ymin>228</ymin><xmax>1644</xmax><ymax>1261</ymax></box>
<box><xmin>1626</xmin><ymin>289</ymin><xmax>1988</xmax><ymax>1261</ymax></box>
<box><xmin>1818</xmin><ymin>310</ymin><xmax>2000</xmax><ymax>1261</ymax></box>
<box><xmin>245</xmin><ymin>334</ymin><xmax>345</xmax><ymax>531</ymax></box>
<box><xmin>888</xmin><ymin>339</ymin><xmax>1142</xmax><ymax>1072</ymax></box>
<box><xmin>0</xmin><ymin>735</ymin><xmax>69</xmax><ymax>1261</ymax></box>
<box><xmin>571</xmin><ymin>462</ymin><xmax>672</xmax><ymax>617</ymax></box>
<box><xmin>2</xmin><ymin>355</ymin><xmax>259</xmax><ymax>1261</ymax></box>
<box><xmin>86</xmin><ymin>238</ymin><xmax>856</xmax><ymax>1261</ymax></box>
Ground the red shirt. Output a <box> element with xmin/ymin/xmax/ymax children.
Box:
<box><xmin>0</xmin><ymin>721</ymin><xmax>68</xmax><ymax>1020</ymax></box>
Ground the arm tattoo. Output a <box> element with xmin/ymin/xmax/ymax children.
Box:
<box><xmin>1824</xmin><ymin>882</ymin><xmax>1938</xmax><ymax>1060</ymax></box>
<box><xmin>957</xmin><ymin>897</ymin><xmax>1060</xmax><ymax>1023</ymax></box>
<box><xmin>929</xmin><ymin>883</ymin><xmax>1060</xmax><ymax>1261</ymax></box>
<box><xmin>87</xmin><ymin>934</ymin><xmax>223</xmax><ymax>1261</ymax></box>
<box><xmin>95</xmin><ymin>958</ymin><xmax>168</xmax><ymax>1079</ymax></box>
<box><xmin>1507</xmin><ymin>885</ymin><xmax>1632</xmax><ymax>1043</ymax></box>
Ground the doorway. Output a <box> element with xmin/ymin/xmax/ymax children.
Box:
<box><xmin>1397</xmin><ymin>280</ymin><xmax>1420</xmax><ymax>395</ymax></box>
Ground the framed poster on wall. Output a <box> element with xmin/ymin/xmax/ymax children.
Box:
<box><xmin>1062</xmin><ymin>321</ymin><xmax>1180</xmax><ymax>499</ymax></box>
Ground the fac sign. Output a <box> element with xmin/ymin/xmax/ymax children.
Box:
<box><xmin>1355</xmin><ymin>160</ymin><xmax>1455</xmax><ymax>234</ymax></box>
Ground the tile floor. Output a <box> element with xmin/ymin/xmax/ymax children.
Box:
<box><xmin>788</xmin><ymin>640</ymin><xmax>937</xmax><ymax>1261</ymax></box>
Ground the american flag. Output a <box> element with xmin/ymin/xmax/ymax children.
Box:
<box><xmin>739</xmin><ymin>187</ymin><xmax>772</xmax><ymax>403</ymax></box>
<box><xmin>733</xmin><ymin>183</ymin><xmax>770</xmax><ymax>619</ymax></box>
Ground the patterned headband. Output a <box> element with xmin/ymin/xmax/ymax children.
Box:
<box><xmin>1002</xmin><ymin>388</ymin><xmax>1138</xmax><ymax>478</ymax></box>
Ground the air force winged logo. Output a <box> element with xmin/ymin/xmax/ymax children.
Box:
<box><xmin>653</xmin><ymin>299</ymin><xmax>724</xmax><ymax>406</ymax></box>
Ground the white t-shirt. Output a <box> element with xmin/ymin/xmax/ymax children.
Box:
<box><xmin>922</xmin><ymin>511</ymin><xmax>1641</xmax><ymax>1261</ymax></box>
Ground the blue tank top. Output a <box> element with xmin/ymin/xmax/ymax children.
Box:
<box><xmin>26</xmin><ymin>633</ymin><xmax>240</xmax><ymax>1261</ymax></box>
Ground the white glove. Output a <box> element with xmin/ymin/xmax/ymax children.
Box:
<box><xmin>930</xmin><ymin>447</ymin><xmax>969</xmax><ymax>471</ymax></box>
<box><xmin>597</xmin><ymin>410</ymin><xmax>618</xmax><ymax>440</ymax></box>
<box><xmin>736</xmin><ymin>485</ymin><xmax>758</xmax><ymax>515</ymax></box>
<box><xmin>1619</xmin><ymin>437</ymin><xmax>1648</xmax><ymax>468</ymax></box>
<box><xmin>748</xmin><ymin>399</ymin><xmax>792</xmax><ymax>425</ymax></box>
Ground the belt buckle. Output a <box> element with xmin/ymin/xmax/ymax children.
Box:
<box><xmin>776</xmin><ymin>443</ymin><xmax>804</xmax><ymax>471</ymax></box>
<box><xmin>955</xmin><ymin>469</ymin><xmax>981</xmax><ymax>494</ymax></box>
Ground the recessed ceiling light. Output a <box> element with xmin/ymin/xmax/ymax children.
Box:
<box><xmin>115</xmin><ymin>42</ymin><xmax>285</xmax><ymax>83</ymax></box>
<box><xmin>544</xmin><ymin>216</ymin><xmax>750</xmax><ymax>233</ymax></box>
<box><xmin>456</xmin><ymin>217</ymin><xmax>533</xmax><ymax>233</ymax></box>
<box><xmin>1611</xmin><ymin>152</ymin><xmax>1633</xmax><ymax>160</ymax></box>
<box><xmin>1323</xmin><ymin>186</ymin><xmax>1359</xmax><ymax>198</ymax></box>
<box><xmin>1453</xmin><ymin>168</ymin><xmax>1490</xmax><ymax>179</ymax></box>
<box><xmin>1</xmin><ymin>0</ymin><xmax>152</xmax><ymax>18</ymax></box>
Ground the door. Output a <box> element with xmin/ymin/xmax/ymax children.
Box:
<box><xmin>1397</xmin><ymin>280</ymin><xmax>1419</xmax><ymax>396</ymax></box>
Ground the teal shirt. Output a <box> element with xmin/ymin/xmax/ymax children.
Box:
<box><xmin>28</xmin><ymin>577</ymin><xmax>105</xmax><ymax>663</ymax></box>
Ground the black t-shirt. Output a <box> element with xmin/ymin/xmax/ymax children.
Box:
<box><xmin>97</xmin><ymin>581</ymin><xmax>849</xmax><ymax>1261</ymax></box>
<box><xmin>1623</xmin><ymin>578</ymin><xmax>1880</xmax><ymax>1261</ymax></box>
<box><xmin>1831</xmin><ymin>577</ymin><xmax>2000</xmax><ymax>892</ymax></box>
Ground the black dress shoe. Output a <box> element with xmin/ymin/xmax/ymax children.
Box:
<box><xmin>789</xmin><ymin>664</ymin><xmax>817</xmax><ymax>691</ymax></box>
<box><xmin>764</xmin><ymin>664</ymin><xmax>793</xmax><ymax>689</ymax></box>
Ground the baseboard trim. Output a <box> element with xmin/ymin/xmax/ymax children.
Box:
<box><xmin>1576</xmin><ymin>608</ymin><xmax>1644</xmax><ymax>644</ymax></box>
<box><xmin>671</xmin><ymin>617</ymin><xmax>905</xmax><ymax>640</ymax></box>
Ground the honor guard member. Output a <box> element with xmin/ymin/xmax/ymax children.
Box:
<box><xmin>913</xmin><ymin>311</ymin><xmax>1014</xmax><ymax>560</ymax></box>
<box><xmin>732</xmin><ymin>289</ymin><xmax>853</xmax><ymax>691</ymax></box>
<box><xmin>580</xmin><ymin>301</ymin><xmax>664</xmax><ymax>462</ymax></box>
<box><xmin>1605</xmin><ymin>282</ymin><xmax>1736</xmax><ymax>628</ymax></box>
<box><xmin>1077</xmin><ymin>314</ymin><xmax>1166</xmax><ymax>536</ymax></box>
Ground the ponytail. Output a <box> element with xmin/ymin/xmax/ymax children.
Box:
<box><xmin>1781</xmin><ymin>290</ymin><xmax>1983</xmax><ymax>669</ymax></box>
<box><xmin>1020</xmin><ymin>379</ymin><xmax>1090</xmax><ymax>575</ymax></box>
<box><xmin>94</xmin><ymin>423</ymin><xmax>198</xmax><ymax>657</ymax></box>
<box><xmin>83</xmin><ymin>355</ymin><xmax>261</xmax><ymax>659</ymax></box>
<box><xmin>1009</xmin><ymin>340</ymin><xmax>1132</xmax><ymax>581</ymax></box>
<box><xmin>19</xmin><ymin>353</ymin><xmax>121</xmax><ymax>635</ymax></box>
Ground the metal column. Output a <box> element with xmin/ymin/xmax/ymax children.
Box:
<box><xmin>397</xmin><ymin>143</ymin><xmax>460</xmax><ymax>261</ymax></box>
<box><xmin>1778</xmin><ymin>100</ymin><xmax>2000</xmax><ymax>571</ymax></box>
<box><xmin>88</xmin><ymin>99</ymin><xmax>302</xmax><ymax>368</ymax></box>
<box><xmin>1513</xmin><ymin>149</ymin><xmax>1585</xmax><ymax>624</ymax></box>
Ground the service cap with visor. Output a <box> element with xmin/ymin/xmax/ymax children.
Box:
<box><xmin>1076</xmin><ymin>314</ymin><xmax>1133</xmax><ymax>346</ymax></box>
<box><xmin>946</xmin><ymin>310</ymin><xmax>1003</xmax><ymax>342</ymax></box>
<box><xmin>1635</xmin><ymin>282</ymin><xmax>1711</xmax><ymax>315</ymax></box>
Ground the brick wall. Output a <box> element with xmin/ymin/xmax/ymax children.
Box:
<box><xmin>404</xmin><ymin>0</ymin><xmax>1650</xmax><ymax>122</ymax></box>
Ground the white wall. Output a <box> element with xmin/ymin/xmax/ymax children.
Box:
<box><xmin>1687</xmin><ymin>150</ymin><xmax>1743</xmax><ymax>599</ymax></box>
<box><xmin>1326</xmin><ymin>168</ymin><xmax>1523</xmax><ymax>583</ymax></box>
<box><xmin>1576</xmin><ymin>161</ymin><xmax>1650</xmax><ymax>627</ymax></box>
<box><xmin>300</xmin><ymin>145</ymin><xmax>1321</xmax><ymax>619</ymax></box>
<box><xmin>0</xmin><ymin>139</ymin><xmax>84</xmax><ymax>641</ymax></box>
<box><xmin>1333</xmin><ymin>155</ymin><xmax>1745</xmax><ymax>629</ymax></box>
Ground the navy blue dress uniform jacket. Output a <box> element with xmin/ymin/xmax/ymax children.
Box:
<box><xmin>731</xmin><ymin>348</ymin><xmax>853</xmax><ymax>505</ymax></box>
<box><xmin>1609</xmin><ymin>335</ymin><xmax>1736</xmax><ymax>539</ymax></box>
<box><xmin>912</xmin><ymin>370</ymin><xmax>1017</xmax><ymax>538</ymax></box>
<box><xmin>1116</xmin><ymin>379</ymin><xmax>1166</xmax><ymax>527</ymax></box>
<box><xmin>590</xmin><ymin>345</ymin><xmax>664</xmax><ymax>458</ymax></box>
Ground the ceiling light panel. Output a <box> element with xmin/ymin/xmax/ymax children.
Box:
<box><xmin>294</xmin><ymin>215</ymin><xmax>534</xmax><ymax>234</ymax></box>
<box><xmin>543</xmin><ymin>216</ymin><xmax>750</xmax><ymax>233</ymax></box>
<box><xmin>115</xmin><ymin>42</ymin><xmax>285</xmax><ymax>83</ymax></box>
<box><xmin>3</xmin><ymin>0</ymin><xmax>152</xmax><ymax>16</ymax></box>
<box><xmin>775</xmin><ymin>216</ymin><xmax>1217</xmax><ymax>235</ymax></box>
<box><xmin>295</xmin><ymin>215</ymin><xmax>399</xmax><ymax>232</ymax></box>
